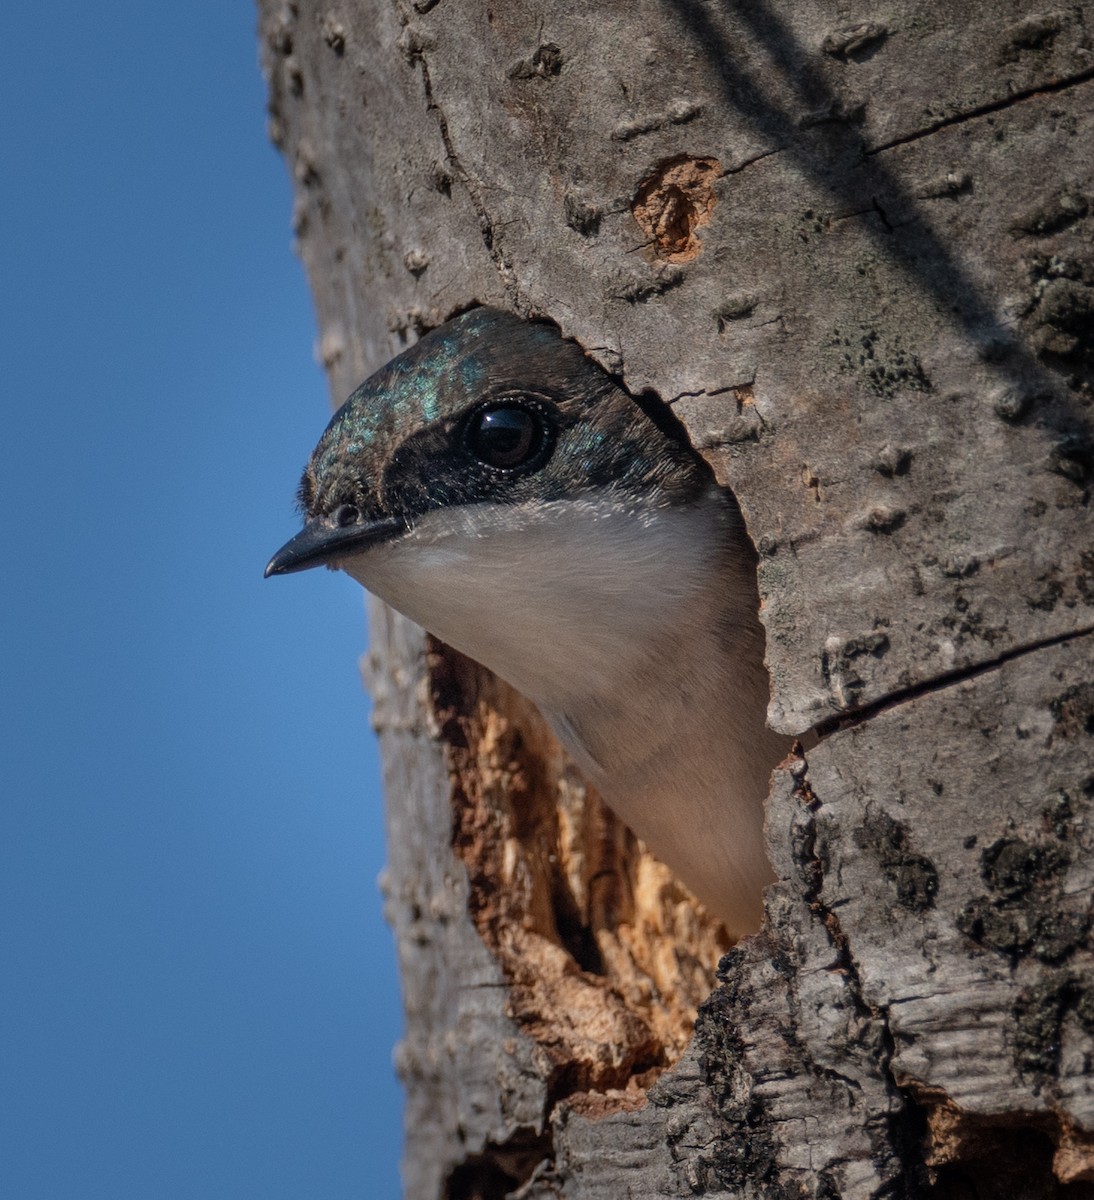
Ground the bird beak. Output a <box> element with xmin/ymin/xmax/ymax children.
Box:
<box><xmin>264</xmin><ymin>514</ymin><xmax>405</xmax><ymax>577</ymax></box>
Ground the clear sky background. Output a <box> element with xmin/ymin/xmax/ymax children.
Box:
<box><xmin>1</xmin><ymin>3</ymin><xmax>405</xmax><ymax>1196</ymax></box>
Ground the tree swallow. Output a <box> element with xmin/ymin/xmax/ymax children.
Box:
<box><xmin>267</xmin><ymin>307</ymin><xmax>789</xmax><ymax>937</ymax></box>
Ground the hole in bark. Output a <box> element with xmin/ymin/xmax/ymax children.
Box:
<box><xmin>428</xmin><ymin>642</ymin><xmax>729</xmax><ymax>1108</ymax></box>
<box><xmin>916</xmin><ymin>1105</ymin><xmax>1094</xmax><ymax>1198</ymax></box>
<box><xmin>443</xmin><ymin>1130</ymin><xmax>553</xmax><ymax>1200</ymax></box>
<box><xmin>550</xmin><ymin>872</ymin><xmax>605</xmax><ymax>975</ymax></box>
<box><xmin>632</xmin><ymin>156</ymin><xmax>721</xmax><ymax>262</ymax></box>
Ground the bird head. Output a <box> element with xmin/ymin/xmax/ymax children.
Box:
<box><xmin>266</xmin><ymin>308</ymin><xmax>712</xmax><ymax>582</ymax></box>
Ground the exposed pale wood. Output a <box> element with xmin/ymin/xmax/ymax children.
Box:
<box><xmin>259</xmin><ymin>1</ymin><xmax>1094</xmax><ymax>1195</ymax></box>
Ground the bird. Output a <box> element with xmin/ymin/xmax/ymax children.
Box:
<box><xmin>266</xmin><ymin>307</ymin><xmax>791</xmax><ymax>938</ymax></box>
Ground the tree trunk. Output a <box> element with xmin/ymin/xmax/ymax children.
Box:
<box><xmin>258</xmin><ymin>1</ymin><xmax>1094</xmax><ymax>1196</ymax></box>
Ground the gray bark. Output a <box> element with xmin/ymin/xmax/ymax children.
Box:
<box><xmin>258</xmin><ymin>1</ymin><xmax>1094</xmax><ymax>1196</ymax></box>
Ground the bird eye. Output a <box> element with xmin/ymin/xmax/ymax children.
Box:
<box><xmin>466</xmin><ymin>402</ymin><xmax>548</xmax><ymax>471</ymax></box>
<box><xmin>331</xmin><ymin>503</ymin><xmax>360</xmax><ymax>527</ymax></box>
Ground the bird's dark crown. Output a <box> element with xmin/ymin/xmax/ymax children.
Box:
<box><xmin>297</xmin><ymin>307</ymin><xmax>711</xmax><ymax>534</ymax></box>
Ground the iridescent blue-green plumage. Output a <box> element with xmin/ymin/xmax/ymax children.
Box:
<box><xmin>297</xmin><ymin>307</ymin><xmax>709</xmax><ymax>534</ymax></box>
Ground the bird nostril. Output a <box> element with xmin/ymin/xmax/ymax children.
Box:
<box><xmin>331</xmin><ymin>503</ymin><xmax>360</xmax><ymax>527</ymax></box>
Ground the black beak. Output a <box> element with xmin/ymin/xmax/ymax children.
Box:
<box><xmin>264</xmin><ymin>514</ymin><xmax>406</xmax><ymax>577</ymax></box>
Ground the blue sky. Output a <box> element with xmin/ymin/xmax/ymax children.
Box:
<box><xmin>1</xmin><ymin>4</ymin><xmax>405</xmax><ymax>1196</ymax></box>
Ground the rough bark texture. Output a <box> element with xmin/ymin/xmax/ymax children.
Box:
<box><xmin>258</xmin><ymin>1</ymin><xmax>1094</xmax><ymax>1196</ymax></box>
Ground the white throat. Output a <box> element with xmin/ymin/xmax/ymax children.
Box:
<box><xmin>341</xmin><ymin>491</ymin><xmax>788</xmax><ymax>936</ymax></box>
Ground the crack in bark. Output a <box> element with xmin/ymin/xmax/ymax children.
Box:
<box><xmin>720</xmin><ymin>144</ymin><xmax>786</xmax><ymax>175</ymax></box>
<box><xmin>811</xmin><ymin>623</ymin><xmax>1094</xmax><ymax>740</ymax></box>
<box><xmin>407</xmin><ymin>20</ymin><xmax>521</xmax><ymax>305</ymax></box>
<box><xmin>865</xmin><ymin>66</ymin><xmax>1094</xmax><ymax>157</ymax></box>
<box><xmin>788</xmin><ymin>757</ymin><xmax>922</xmax><ymax>1194</ymax></box>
